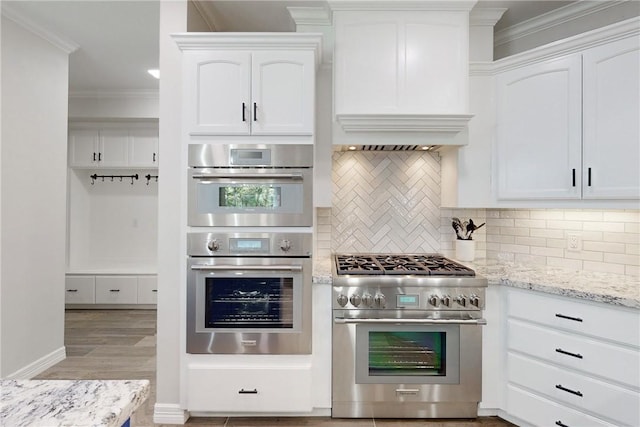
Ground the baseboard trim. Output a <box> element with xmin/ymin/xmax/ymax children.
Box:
<box><xmin>6</xmin><ymin>346</ymin><xmax>66</xmax><ymax>379</ymax></box>
<box><xmin>153</xmin><ymin>403</ymin><xmax>189</xmax><ymax>425</ymax></box>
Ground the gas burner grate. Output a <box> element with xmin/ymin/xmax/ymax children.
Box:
<box><xmin>335</xmin><ymin>254</ymin><xmax>475</xmax><ymax>276</ymax></box>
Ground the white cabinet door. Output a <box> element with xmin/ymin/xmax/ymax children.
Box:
<box><xmin>98</xmin><ymin>129</ymin><xmax>129</xmax><ymax>167</ymax></box>
<box><xmin>583</xmin><ymin>36</ymin><xmax>640</xmax><ymax>199</ymax></box>
<box><xmin>95</xmin><ymin>276</ymin><xmax>137</xmax><ymax>304</ymax></box>
<box><xmin>185</xmin><ymin>52</ymin><xmax>251</xmax><ymax>135</ymax></box>
<box><xmin>128</xmin><ymin>128</ymin><xmax>158</xmax><ymax>167</ymax></box>
<box><xmin>137</xmin><ymin>276</ymin><xmax>158</xmax><ymax>305</ymax></box>
<box><xmin>65</xmin><ymin>276</ymin><xmax>95</xmax><ymax>304</ymax></box>
<box><xmin>69</xmin><ymin>129</ymin><xmax>99</xmax><ymax>167</ymax></box>
<box><xmin>251</xmin><ymin>51</ymin><xmax>314</xmax><ymax>135</ymax></box>
<box><xmin>496</xmin><ymin>55</ymin><xmax>583</xmax><ymax>200</ymax></box>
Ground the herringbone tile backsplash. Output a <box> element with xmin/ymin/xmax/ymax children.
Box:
<box><xmin>332</xmin><ymin>151</ymin><xmax>441</xmax><ymax>253</ymax></box>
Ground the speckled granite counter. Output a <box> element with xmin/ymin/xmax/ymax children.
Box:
<box><xmin>313</xmin><ymin>257</ymin><xmax>640</xmax><ymax>309</ymax></box>
<box><xmin>0</xmin><ymin>379</ymin><xmax>150</xmax><ymax>427</ymax></box>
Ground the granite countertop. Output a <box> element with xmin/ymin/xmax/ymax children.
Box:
<box><xmin>0</xmin><ymin>379</ymin><xmax>150</xmax><ymax>427</ymax></box>
<box><xmin>313</xmin><ymin>256</ymin><xmax>640</xmax><ymax>309</ymax></box>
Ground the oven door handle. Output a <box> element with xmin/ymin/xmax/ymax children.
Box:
<box><xmin>191</xmin><ymin>264</ymin><xmax>303</xmax><ymax>272</ymax></box>
<box><xmin>333</xmin><ymin>318</ymin><xmax>487</xmax><ymax>326</ymax></box>
<box><xmin>192</xmin><ymin>173</ymin><xmax>303</xmax><ymax>180</ymax></box>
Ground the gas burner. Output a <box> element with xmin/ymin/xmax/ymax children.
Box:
<box><xmin>335</xmin><ymin>254</ymin><xmax>476</xmax><ymax>277</ymax></box>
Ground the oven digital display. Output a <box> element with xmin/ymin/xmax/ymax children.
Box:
<box><xmin>396</xmin><ymin>294</ymin><xmax>419</xmax><ymax>308</ymax></box>
<box><xmin>230</xmin><ymin>238</ymin><xmax>269</xmax><ymax>253</ymax></box>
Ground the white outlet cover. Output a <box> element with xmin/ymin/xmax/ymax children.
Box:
<box><xmin>567</xmin><ymin>233</ymin><xmax>582</xmax><ymax>252</ymax></box>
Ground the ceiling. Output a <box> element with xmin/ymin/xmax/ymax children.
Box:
<box><xmin>2</xmin><ymin>1</ymin><xmax>578</xmax><ymax>95</ymax></box>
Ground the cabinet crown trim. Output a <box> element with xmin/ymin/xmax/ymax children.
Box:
<box><xmin>328</xmin><ymin>1</ymin><xmax>476</xmax><ymax>11</ymax></box>
<box><xmin>336</xmin><ymin>113</ymin><xmax>473</xmax><ymax>134</ymax></box>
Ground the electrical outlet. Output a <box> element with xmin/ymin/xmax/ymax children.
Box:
<box><xmin>567</xmin><ymin>233</ymin><xmax>581</xmax><ymax>252</ymax></box>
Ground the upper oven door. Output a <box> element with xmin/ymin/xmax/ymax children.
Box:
<box><xmin>188</xmin><ymin>168</ymin><xmax>312</xmax><ymax>227</ymax></box>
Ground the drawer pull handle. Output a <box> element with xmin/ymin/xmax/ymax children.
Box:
<box><xmin>556</xmin><ymin>384</ymin><xmax>583</xmax><ymax>397</ymax></box>
<box><xmin>396</xmin><ymin>388</ymin><xmax>419</xmax><ymax>395</ymax></box>
<box><xmin>555</xmin><ymin>421</ymin><xmax>570</xmax><ymax>427</ymax></box>
<box><xmin>556</xmin><ymin>348</ymin><xmax>583</xmax><ymax>359</ymax></box>
<box><xmin>67</xmin><ymin>289</ymin><xmax>78</xmax><ymax>293</ymax></box>
<box><xmin>109</xmin><ymin>289</ymin><xmax>121</xmax><ymax>293</ymax></box>
<box><xmin>238</xmin><ymin>388</ymin><xmax>258</xmax><ymax>394</ymax></box>
<box><xmin>152</xmin><ymin>289</ymin><xmax>158</xmax><ymax>293</ymax></box>
<box><xmin>555</xmin><ymin>313</ymin><xmax>583</xmax><ymax>322</ymax></box>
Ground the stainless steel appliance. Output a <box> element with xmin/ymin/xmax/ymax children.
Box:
<box><xmin>332</xmin><ymin>254</ymin><xmax>488</xmax><ymax>418</ymax></box>
<box><xmin>187</xmin><ymin>232</ymin><xmax>312</xmax><ymax>354</ymax></box>
<box><xmin>188</xmin><ymin>144</ymin><xmax>313</xmax><ymax>227</ymax></box>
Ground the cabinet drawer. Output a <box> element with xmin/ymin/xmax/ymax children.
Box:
<box><xmin>65</xmin><ymin>276</ymin><xmax>95</xmax><ymax>304</ymax></box>
<box><xmin>137</xmin><ymin>276</ymin><xmax>158</xmax><ymax>305</ymax></box>
<box><xmin>508</xmin><ymin>289</ymin><xmax>640</xmax><ymax>347</ymax></box>
<box><xmin>95</xmin><ymin>276</ymin><xmax>137</xmax><ymax>304</ymax></box>
<box><xmin>187</xmin><ymin>366</ymin><xmax>312</xmax><ymax>412</ymax></box>
<box><xmin>509</xmin><ymin>352</ymin><xmax>640</xmax><ymax>426</ymax></box>
<box><xmin>508</xmin><ymin>319</ymin><xmax>640</xmax><ymax>388</ymax></box>
<box><xmin>507</xmin><ymin>384</ymin><xmax>615</xmax><ymax>427</ymax></box>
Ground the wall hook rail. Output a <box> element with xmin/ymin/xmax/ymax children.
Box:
<box><xmin>144</xmin><ymin>174</ymin><xmax>159</xmax><ymax>185</ymax></box>
<box><xmin>90</xmin><ymin>174</ymin><xmax>139</xmax><ymax>185</ymax></box>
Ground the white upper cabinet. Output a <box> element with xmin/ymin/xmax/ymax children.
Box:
<box><xmin>333</xmin><ymin>11</ymin><xmax>469</xmax><ymax>115</ymax></box>
<box><xmin>496</xmin><ymin>56</ymin><xmax>583</xmax><ymax>200</ymax></box>
<box><xmin>496</xmin><ymin>31</ymin><xmax>639</xmax><ymax>202</ymax></box>
<box><xmin>175</xmin><ymin>33</ymin><xmax>322</xmax><ymax>138</ymax></box>
<box><xmin>582</xmin><ymin>36</ymin><xmax>640</xmax><ymax>199</ymax></box>
<box><xmin>128</xmin><ymin>128</ymin><xmax>159</xmax><ymax>167</ymax></box>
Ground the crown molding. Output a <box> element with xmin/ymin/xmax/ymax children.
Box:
<box><xmin>189</xmin><ymin>1</ymin><xmax>220</xmax><ymax>32</ymax></box>
<box><xmin>69</xmin><ymin>90</ymin><xmax>159</xmax><ymax>99</ymax></box>
<box><xmin>287</xmin><ymin>6</ymin><xmax>332</xmax><ymax>26</ymax></box>
<box><xmin>328</xmin><ymin>1</ymin><xmax>477</xmax><ymax>12</ymax></box>
<box><xmin>336</xmin><ymin>114</ymin><xmax>474</xmax><ymax>133</ymax></box>
<box><xmin>1</xmin><ymin>3</ymin><xmax>79</xmax><ymax>54</ymax></box>
<box><xmin>495</xmin><ymin>1</ymin><xmax>624</xmax><ymax>47</ymax></box>
<box><xmin>470</xmin><ymin>7</ymin><xmax>507</xmax><ymax>27</ymax></box>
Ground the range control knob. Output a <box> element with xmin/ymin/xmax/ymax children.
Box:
<box><xmin>207</xmin><ymin>239</ymin><xmax>220</xmax><ymax>252</ymax></box>
<box><xmin>456</xmin><ymin>294</ymin><xmax>467</xmax><ymax>307</ymax></box>
<box><xmin>428</xmin><ymin>294</ymin><xmax>440</xmax><ymax>307</ymax></box>
<box><xmin>374</xmin><ymin>293</ymin><xmax>386</xmax><ymax>308</ymax></box>
<box><xmin>441</xmin><ymin>294</ymin><xmax>451</xmax><ymax>307</ymax></box>
<box><xmin>362</xmin><ymin>293</ymin><xmax>374</xmax><ymax>307</ymax></box>
<box><xmin>469</xmin><ymin>294</ymin><xmax>480</xmax><ymax>307</ymax></box>
<box><xmin>280</xmin><ymin>239</ymin><xmax>291</xmax><ymax>252</ymax></box>
<box><xmin>349</xmin><ymin>294</ymin><xmax>362</xmax><ymax>307</ymax></box>
<box><xmin>336</xmin><ymin>294</ymin><xmax>348</xmax><ymax>307</ymax></box>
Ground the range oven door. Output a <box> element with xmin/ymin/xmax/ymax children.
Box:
<box><xmin>187</xmin><ymin>257</ymin><xmax>311</xmax><ymax>354</ymax></box>
<box><xmin>332</xmin><ymin>315</ymin><xmax>485</xmax><ymax>418</ymax></box>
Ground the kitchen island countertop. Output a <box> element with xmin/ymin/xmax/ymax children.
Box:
<box><xmin>0</xmin><ymin>379</ymin><xmax>149</xmax><ymax>427</ymax></box>
<box><xmin>314</xmin><ymin>257</ymin><xmax>640</xmax><ymax>309</ymax></box>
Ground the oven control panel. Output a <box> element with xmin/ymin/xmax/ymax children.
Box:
<box><xmin>333</xmin><ymin>287</ymin><xmax>485</xmax><ymax>311</ymax></box>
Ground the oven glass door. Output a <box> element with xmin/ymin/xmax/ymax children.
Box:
<box><xmin>193</xmin><ymin>266</ymin><xmax>303</xmax><ymax>334</ymax></box>
<box><xmin>355</xmin><ymin>324</ymin><xmax>460</xmax><ymax>384</ymax></box>
<box><xmin>188</xmin><ymin>168</ymin><xmax>312</xmax><ymax>226</ymax></box>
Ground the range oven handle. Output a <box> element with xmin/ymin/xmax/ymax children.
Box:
<box><xmin>192</xmin><ymin>173</ymin><xmax>303</xmax><ymax>180</ymax></box>
<box><xmin>333</xmin><ymin>317</ymin><xmax>487</xmax><ymax>326</ymax></box>
<box><xmin>191</xmin><ymin>264</ymin><xmax>303</xmax><ymax>272</ymax></box>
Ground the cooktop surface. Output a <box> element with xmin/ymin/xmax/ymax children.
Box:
<box><xmin>334</xmin><ymin>254</ymin><xmax>475</xmax><ymax>276</ymax></box>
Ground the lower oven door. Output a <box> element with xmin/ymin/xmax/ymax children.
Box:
<box><xmin>332</xmin><ymin>315</ymin><xmax>485</xmax><ymax>418</ymax></box>
<box><xmin>187</xmin><ymin>258</ymin><xmax>311</xmax><ymax>354</ymax></box>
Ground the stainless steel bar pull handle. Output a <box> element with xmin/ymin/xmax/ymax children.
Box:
<box><xmin>191</xmin><ymin>264</ymin><xmax>303</xmax><ymax>272</ymax></box>
<box><xmin>192</xmin><ymin>173</ymin><xmax>303</xmax><ymax>180</ymax></box>
<box><xmin>334</xmin><ymin>318</ymin><xmax>487</xmax><ymax>326</ymax></box>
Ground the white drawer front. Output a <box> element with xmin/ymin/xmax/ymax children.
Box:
<box><xmin>65</xmin><ymin>276</ymin><xmax>95</xmax><ymax>304</ymax></box>
<box><xmin>509</xmin><ymin>352</ymin><xmax>640</xmax><ymax>426</ymax></box>
<box><xmin>507</xmin><ymin>384</ymin><xmax>616</xmax><ymax>427</ymax></box>
<box><xmin>508</xmin><ymin>289</ymin><xmax>640</xmax><ymax>347</ymax></box>
<box><xmin>137</xmin><ymin>276</ymin><xmax>157</xmax><ymax>305</ymax></box>
<box><xmin>187</xmin><ymin>366</ymin><xmax>312</xmax><ymax>413</ymax></box>
<box><xmin>95</xmin><ymin>276</ymin><xmax>137</xmax><ymax>304</ymax></box>
<box><xmin>508</xmin><ymin>319</ymin><xmax>640</xmax><ymax>388</ymax></box>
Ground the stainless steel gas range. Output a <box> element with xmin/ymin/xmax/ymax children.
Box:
<box><xmin>332</xmin><ymin>254</ymin><xmax>488</xmax><ymax>419</ymax></box>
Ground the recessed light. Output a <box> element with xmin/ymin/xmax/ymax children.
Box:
<box><xmin>420</xmin><ymin>146</ymin><xmax>431</xmax><ymax>150</ymax></box>
<box><xmin>347</xmin><ymin>145</ymin><xmax>357</xmax><ymax>151</ymax></box>
<box><xmin>147</xmin><ymin>69</ymin><xmax>160</xmax><ymax>79</ymax></box>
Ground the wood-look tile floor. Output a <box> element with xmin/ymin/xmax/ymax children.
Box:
<box><xmin>35</xmin><ymin>310</ymin><xmax>515</xmax><ymax>427</ymax></box>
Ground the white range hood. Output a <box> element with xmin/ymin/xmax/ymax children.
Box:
<box><xmin>330</xmin><ymin>1</ymin><xmax>477</xmax><ymax>147</ymax></box>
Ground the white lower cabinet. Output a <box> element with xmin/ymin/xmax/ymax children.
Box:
<box><xmin>504</xmin><ymin>288</ymin><xmax>640</xmax><ymax>427</ymax></box>
<box><xmin>65</xmin><ymin>274</ymin><xmax>157</xmax><ymax>307</ymax></box>
<box><xmin>187</xmin><ymin>365</ymin><xmax>312</xmax><ymax>413</ymax></box>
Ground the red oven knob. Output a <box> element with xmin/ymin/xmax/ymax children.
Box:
<box><xmin>336</xmin><ymin>294</ymin><xmax>348</xmax><ymax>307</ymax></box>
<box><xmin>207</xmin><ymin>239</ymin><xmax>220</xmax><ymax>252</ymax></box>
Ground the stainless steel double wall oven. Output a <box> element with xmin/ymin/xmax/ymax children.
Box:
<box><xmin>186</xmin><ymin>144</ymin><xmax>313</xmax><ymax>355</ymax></box>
